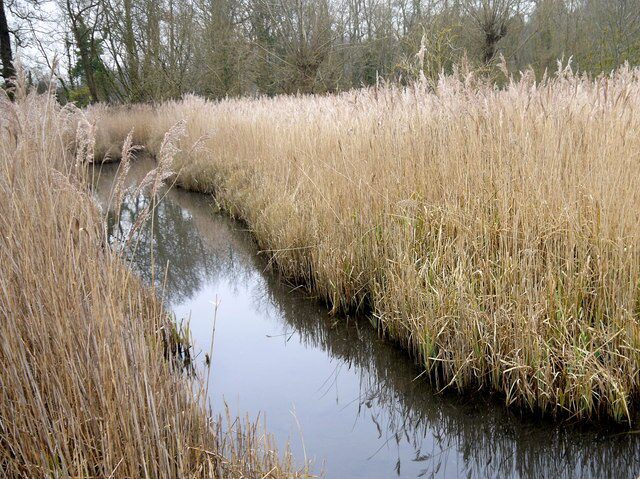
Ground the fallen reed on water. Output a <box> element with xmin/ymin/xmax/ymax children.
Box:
<box><xmin>92</xmin><ymin>63</ymin><xmax>640</xmax><ymax>424</ymax></box>
<box><xmin>0</xmin><ymin>78</ymin><xmax>308</xmax><ymax>477</ymax></box>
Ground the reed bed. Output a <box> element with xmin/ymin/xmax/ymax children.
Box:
<box><xmin>0</xmin><ymin>81</ymin><xmax>307</xmax><ymax>477</ymax></box>
<box><xmin>92</xmin><ymin>64</ymin><xmax>640</xmax><ymax>423</ymax></box>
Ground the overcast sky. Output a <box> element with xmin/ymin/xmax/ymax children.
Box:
<box><xmin>7</xmin><ymin>1</ymin><xmax>69</xmax><ymax>78</ymax></box>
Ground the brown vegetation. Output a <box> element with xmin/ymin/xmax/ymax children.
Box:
<box><xmin>93</xmin><ymin>64</ymin><xmax>640</xmax><ymax>423</ymax></box>
<box><xmin>0</xmin><ymin>81</ymin><xmax>307</xmax><ymax>477</ymax></box>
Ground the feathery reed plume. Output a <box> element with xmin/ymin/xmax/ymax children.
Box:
<box><xmin>110</xmin><ymin>129</ymin><xmax>136</xmax><ymax>225</ymax></box>
<box><xmin>126</xmin><ymin>121</ymin><xmax>184</xmax><ymax>244</ymax></box>
<box><xmin>75</xmin><ymin>115</ymin><xmax>96</xmax><ymax>165</ymax></box>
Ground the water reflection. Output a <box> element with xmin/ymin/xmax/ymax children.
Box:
<box><xmin>93</xmin><ymin>159</ymin><xmax>640</xmax><ymax>479</ymax></box>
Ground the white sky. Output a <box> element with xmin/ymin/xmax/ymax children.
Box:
<box><xmin>7</xmin><ymin>1</ymin><xmax>69</xmax><ymax>78</ymax></box>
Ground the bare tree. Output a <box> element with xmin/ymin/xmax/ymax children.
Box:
<box><xmin>464</xmin><ymin>0</ymin><xmax>522</xmax><ymax>63</ymax></box>
<box><xmin>64</xmin><ymin>0</ymin><xmax>105</xmax><ymax>102</ymax></box>
<box><xmin>9</xmin><ymin>0</ymin><xmax>640</xmax><ymax>101</ymax></box>
<box><xmin>0</xmin><ymin>0</ymin><xmax>15</xmax><ymax>97</ymax></box>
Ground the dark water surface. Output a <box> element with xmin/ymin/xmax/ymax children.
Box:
<box><xmin>94</xmin><ymin>159</ymin><xmax>640</xmax><ymax>479</ymax></box>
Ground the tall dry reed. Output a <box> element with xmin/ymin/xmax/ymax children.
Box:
<box><xmin>92</xmin><ymin>63</ymin><xmax>640</xmax><ymax>423</ymax></box>
<box><xmin>0</xmin><ymin>83</ymin><xmax>308</xmax><ymax>477</ymax></box>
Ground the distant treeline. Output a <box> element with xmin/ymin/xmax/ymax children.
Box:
<box><xmin>2</xmin><ymin>0</ymin><xmax>640</xmax><ymax>103</ymax></box>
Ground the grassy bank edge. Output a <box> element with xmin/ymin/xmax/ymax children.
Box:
<box><xmin>0</xmin><ymin>85</ymin><xmax>309</xmax><ymax>477</ymax></box>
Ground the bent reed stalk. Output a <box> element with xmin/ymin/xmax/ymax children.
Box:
<box><xmin>91</xmin><ymin>64</ymin><xmax>640</xmax><ymax>424</ymax></box>
<box><xmin>0</xmin><ymin>81</ymin><xmax>308</xmax><ymax>477</ymax></box>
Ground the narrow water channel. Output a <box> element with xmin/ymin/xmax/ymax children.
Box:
<box><xmin>93</xmin><ymin>159</ymin><xmax>640</xmax><ymax>479</ymax></box>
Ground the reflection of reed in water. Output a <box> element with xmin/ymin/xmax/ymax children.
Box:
<box><xmin>95</xmin><ymin>159</ymin><xmax>640</xmax><ymax>479</ymax></box>
<box><xmin>253</xmin><ymin>271</ymin><xmax>640</xmax><ymax>479</ymax></box>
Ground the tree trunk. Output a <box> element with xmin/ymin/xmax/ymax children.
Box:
<box><xmin>65</xmin><ymin>0</ymin><xmax>102</xmax><ymax>102</ymax></box>
<box><xmin>68</xmin><ymin>7</ymin><xmax>100</xmax><ymax>103</ymax></box>
<box><xmin>0</xmin><ymin>0</ymin><xmax>15</xmax><ymax>99</ymax></box>
<box><xmin>123</xmin><ymin>0</ymin><xmax>140</xmax><ymax>101</ymax></box>
<box><xmin>482</xmin><ymin>22</ymin><xmax>507</xmax><ymax>64</ymax></box>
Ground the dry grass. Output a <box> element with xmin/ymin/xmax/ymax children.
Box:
<box><xmin>0</xmin><ymin>82</ymin><xmax>309</xmax><ymax>477</ymax></box>
<box><xmin>92</xmin><ymin>64</ymin><xmax>640</xmax><ymax>424</ymax></box>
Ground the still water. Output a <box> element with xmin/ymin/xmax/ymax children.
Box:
<box><xmin>94</xmin><ymin>159</ymin><xmax>640</xmax><ymax>479</ymax></box>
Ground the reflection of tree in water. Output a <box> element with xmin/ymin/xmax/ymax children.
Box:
<box><xmin>95</xmin><ymin>159</ymin><xmax>252</xmax><ymax>307</ymax></box>
<box><xmin>105</xmin><ymin>192</ymin><xmax>224</xmax><ymax>305</ymax></box>
<box><xmin>95</xmin><ymin>161</ymin><xmax>640</xmax><ymax>479</ymax></box>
